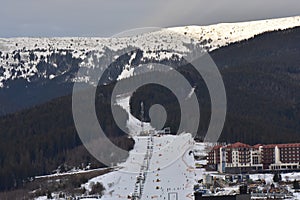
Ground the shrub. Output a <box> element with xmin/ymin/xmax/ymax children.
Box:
<box><xmin>89</xmin><ymin>182</ymin><xmax>105</xmax><ymax>196</ymax></box>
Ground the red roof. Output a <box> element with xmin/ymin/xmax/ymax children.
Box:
<box><xmin>264</xmin><ymin>143</ymin><xmax>300</xmax><ymax>148</ymax></box>
<box><xmin>263</xmin><ymin>144</ymin><xmax>277</xmax><ymax>148</ymax></box>
<box><xmin>227</xmin><ymin>142</ymin><xmax>251</xmax><ymax>149</ymax></box>
<box><xmin>253</xmin><ymin>144</ymin><xmax>262</xmax><ymax>149</ymax></box>
<box><xmin>212</xmin><ymin>145</ymin><xmax>222</xmax><ymax>150</ymax></box>
<box><xmin>278</xmin><ymin>143</ymin><xmax>300</xmax><ymax>148</ymax></box>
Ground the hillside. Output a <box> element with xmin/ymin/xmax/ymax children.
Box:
<box><xmin>129</xmin><ymin>26</ymin><xmax>300</xmax><ymax>144</ymax></box>
<box><xmin>0</xmin><ymin>83</ymin><xmax>135</xmax><ymax>191</ymax></box>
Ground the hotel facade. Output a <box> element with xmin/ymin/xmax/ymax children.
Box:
<box><xmin>207</xmin><ymin>142</ymin><xmax>300</xmax><ymax>173</ymax></box>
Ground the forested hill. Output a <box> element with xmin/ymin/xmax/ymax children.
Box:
<box><xmin>129</xmin><ymin>26</ymin><xmax>300</xmax><ymax>145</ymax></box>
<box><xmin>211</xmin><ymin>26</ymin><xmax>300</xmax><ymax>144</ymax></box>
<box><xmin>0</xmin><ymin>83</ymin><xmax>135</xmax><ymax>191</ymax></box>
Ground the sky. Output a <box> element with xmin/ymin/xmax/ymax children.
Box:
<box><xmin>0</xmin><ymin>0</ymin><xmax>300</xmax><ymax>37</ymax></box>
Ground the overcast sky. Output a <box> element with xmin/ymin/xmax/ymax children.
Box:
<box><xmin>1</xmin><ymin>0</ymin><xmax>299</xmax><ymax>37</ymax></box>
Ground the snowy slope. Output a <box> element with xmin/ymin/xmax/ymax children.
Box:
<box><xmin>169</xmin><ymin>16</ymin><xmax>300</xmax><ymax>51</ymax></box>
<box><xmin>115</xmin><ymin>94</ymin><xmax>154</xmax><ymax>136</ymax></box>
<box><xmin>77</xmin><ymin>95</ymin><xmax>209</xmax><ymax>199</ymax></box>
<box><xmin>83</xmin><ymin>133</ymin><xmax>198</xmax><ymax>200</ymax></box>
<box><xmin>0</xmin><ymin>16</ymin><xmax>299</xmax><ymax>88</ymax></box>
<box><xmin>250</xmin><ymin>172</ymin><xmax>300</xmax><ymax>185</ymax></box>
<box><xmin>0</xmin><ymin>32</ymin><xmax>193</xmax><ymax>87</ymax></box>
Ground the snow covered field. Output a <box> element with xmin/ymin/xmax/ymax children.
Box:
<box><xmin>82</xmin><ymin>133</ymin><xmax>198</xmax><ymax>199</ymax></box>
<box><xmin>115</xmin><ymin>95</ymin><xmax>154</xmax><ymax>136</ymax></box>
<box><xmin>250</xmin><ymin>172</ymin><xmax>300</xmax><ymax>185</ymax></box>
<box><xmin>170</xmin><ymin>15</ymin><xmax>300</xmax><ymax>51</ymax></box>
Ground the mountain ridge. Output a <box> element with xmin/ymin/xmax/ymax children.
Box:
<box><xmin>0</xmin><ymin>16</ymin><xmax>299</xmax><ymax>115</ymax></box>
<box><xmin>0</xmin><ymin>16</ymin><xmax>299</xmax><ymax>88</ymax></box>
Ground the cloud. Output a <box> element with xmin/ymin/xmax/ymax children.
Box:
<box><xmin>0</xmin><ymin>0</ymin><xmax>299</xmax><ymax>37</ymax></box>
<box><xmin>145</xmin><ymin>0</ymin><xmax>300</xmax><ymax>27</ymax></box>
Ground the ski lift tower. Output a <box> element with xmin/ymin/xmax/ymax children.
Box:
<box><xmin>140</xmin><ymin>101</ymin><xmax>145</xmax><ymax>135</ymax></box>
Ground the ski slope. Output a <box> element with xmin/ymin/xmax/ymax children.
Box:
<box><xmin>83</xmin><ymin>133</ymin><xmax>198</xmax><ymax>199</ymax></box>
<box><xmin>115</xmin><ymin>94</ymin><xmax>154</xmax><ymax>136</ymax></box>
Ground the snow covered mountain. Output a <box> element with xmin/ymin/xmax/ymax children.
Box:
<box><xmin>0</xmin><ymin>16</ymin><xmax>299</xmax><ymax>88</ymax></box>
<box><xmin>0</xmin><ymin>16</ymin><xmax>299</xmax><ymax>116</ymax></box>
<box><xmin>169</xmin><ymin>16</ymin><xmax>300</xmax><ymax>51</ymax></box>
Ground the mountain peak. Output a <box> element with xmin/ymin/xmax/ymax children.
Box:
<box><xmin>168</xmin><ymin>15</ymin><xmax>300</xmax><ymax>51</ymax></box>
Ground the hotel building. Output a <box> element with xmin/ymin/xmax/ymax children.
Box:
<box><xmin>207</xmin><ymin>142</ymin><xmax>300</xmax><ymax>173</ymax></box>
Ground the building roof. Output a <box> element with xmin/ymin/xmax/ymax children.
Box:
<box><xmin>263</xmin><ymin>143</ymin><xmax>300</xmax><ymax>148</ymax></box>
<box><xmin>227</xmin><ymin>142</ymin><xmax>251</xmax><ymax>149</ymax></box>
<box><xmin>210</xmin><ymin>142</ymin><xmax>300</xmax><ymax>151</ymax></box>
<box><xmin>263</xmin><ymin>144</ymin><xmax>277</xmax><ymax>148</ymax></box>
<box><xmin>253</xmin><ymin>144</ymin><xmax>262</xmax><ymax>149</ymax></box>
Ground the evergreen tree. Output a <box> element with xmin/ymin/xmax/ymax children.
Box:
<box><xmin>293</xmin><ymin>180</ymin><xmax>300</xmax><ymax>189</ymax></box>
<box><xmin>273</xmin><ymin>172</ymin><xmax>282</xmax><ymax>183</ymax></box>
